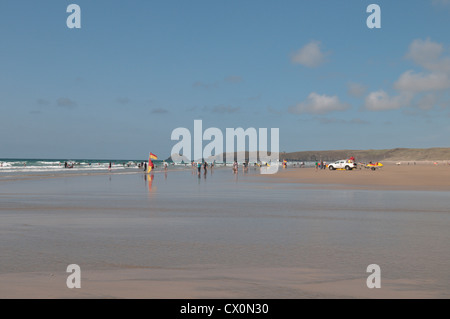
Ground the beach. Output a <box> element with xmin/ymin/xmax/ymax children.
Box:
<box><xmin>259</xmin><ymin>163</ymin><xmax>450</xmax><ymax>191</ymax></box>
<box><xmin>0</xmin><ymin>164</ymin><xmax>449</xmax><ymax>298</ymax></box>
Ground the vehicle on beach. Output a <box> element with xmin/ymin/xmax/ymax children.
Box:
<box><xmin>327</xmin><ymin>159</ymin><xmax>357</xmax><ymax>170</ymax></box>
<box><xmin>361</xmin><ymin>162</ymin><xmax>383</xmax><ymax>170</ymax></box>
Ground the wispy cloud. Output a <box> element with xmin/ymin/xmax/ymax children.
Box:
<box><xmin>268</xmin><ymin>106</ymin><xmax>283</xmax><ymax>115</ymax></box>
<box><xmin>417</xmin><ymin>93</ymin><xmax>440</xmax><ymax>110</ymax></box>
<box><xmin>247</xmin><ymin>94</ymin><xmax>261</xmax><ymax>101</ymax></box>
<box><xmin>116</xmin><ymin>97</ymin><xmax>131</xmax><ymax>105</ymax></box>
<box><xmin>224</xmin><ymin>75</ymin><xmax>243</xmax><ymax>83</ymax></box>
<box><xmin>193</xmin><ymin>81</ymin><xmax>219</xmax><ymax>89</ymax></box>
<box><xmin>432</xmin><ymin>0</ymin><xmax>450</xmax><ymax>6</ymax></box>
<box><xmin>151</xmin><ymin>108</ymin><xmax>169</xmax><ymax>114</ymax></box>
<box><xmin>347</xmin><ymin>82</ymin><xmax>367</xmax><ymax>98</ymax></box>
<box><xmin>203</xmin><ymin>105</ymin><xmax>241</xmax><ymax>114</ymax></box>
<box><xmin>291</xmin><ymin>41</ymin><xmax>329</xmax><ymax>68</ymax></box>
<box><xmin>36</xmin><ymin>98</ymin><xmax>50</xmax><ymax>106</ymax></box>
<box><xmin>193</xmin><ymin>75</ymin><xmax>243</xmax><ymax>89</ymax></box>
<box><xmin>316</xmin><ymin>117</ymin><xmax>369</xmax><ymax>125</ymax></box>
<box><xmin>56</xmin><ymin>97</ymin><xmax>77</xmax><ymax>109</ymax></box>
<box><xmin>212</xmin><ymin>105</ymin><xmax>240</xmax><ymax>114</ymax></box>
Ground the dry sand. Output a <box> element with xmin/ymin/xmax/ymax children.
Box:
<box><xmin>258</xmin><ymin>163</ymin><xmax>450</xmax><ymax>191</ymax></box>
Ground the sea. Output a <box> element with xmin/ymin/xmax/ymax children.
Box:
<box><xmin>0</xmin><ymin>158</ymin><xmax>156</xmax><ymax>174</ymax></box>
<box><xmin>0</xmin><ymin>158</ymin><xmax>312</xmax><ymax>176</ymax></box>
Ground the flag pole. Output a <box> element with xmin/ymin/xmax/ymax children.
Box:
<box><xmin>147</xmin><ymin>153</ymin><xmax>153</xmax><ymax>174</ymax></box>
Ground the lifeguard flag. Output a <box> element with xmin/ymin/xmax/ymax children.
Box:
<box><xmin>147</xmin><ymin>152</ymin><xmax>157</xmax><ymax>174</ymax></box>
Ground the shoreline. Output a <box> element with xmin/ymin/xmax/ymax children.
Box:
<box><xmin>3</xmin><ymin>163</ymin><xmax>450</xmax><ymax>191</ymax></box>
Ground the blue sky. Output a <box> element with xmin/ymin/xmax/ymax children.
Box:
<box><xmin>1</xmin><ymin>0</ymin><xmax>449</xmax><ymax>159</ymax></box>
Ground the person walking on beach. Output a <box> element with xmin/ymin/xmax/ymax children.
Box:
<box><xmin>233</xmin><ymin>161</ymin><xmax>238</xmax><ymax>174</ymax></box>
<box><xmin>109</xmin><ymin>162</ymin><xmax>112</xmax><ymax>171</ymax></box>
<box><xmin>144</xmin><ymin>162</ymin><xmax>147</xmax><ymax>172</ymax></box>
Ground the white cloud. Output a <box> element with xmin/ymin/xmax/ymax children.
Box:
<box><xmin>365</xmin><ymin>38</ymin><xmax>450</xmax><ymax>112</ymax></box>
<box><xmin>291</xmin><ymin>41</ymin><xmax>329</xmax><ymax>68</ymax></box>
<box><xmin>407</xmin><ymin>38</ymin><xmax>443</xmax><ymax>68</ymax></box>
<box><xmin>364</xmin><ymin>90</ymin><xmax>411</xmax><ymax>111</ymax></box>
<box><xmin>289</xmin><ymin>92</ymin><xmax>350</xmax><ymax>114</ymax></box>
<box><xmin>394</xmin><ymin>70</ymin><xmax>450</xmax><ymax>92</ymax></box>
<box><xmin>406</xmin><ymin>38</ymin><xmax>450</xmax><ymax>72</ymax></box>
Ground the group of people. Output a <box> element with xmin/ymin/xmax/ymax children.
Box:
<box><xmin>191</xmin><ymin>160</ymin><xmax>253</xmax><ymax>176</ymax></box>
<box><xmin>193</xmin><ymin>161</ymin><xmax>214</xmax><ymax>175</ymax></box>
<box><xmin>64</xmin><ymin>161</ymin><xmax>74</xmax><ymax>169</ymax></box>
<box><xmin>315</xmin><ymin>161</ymin><xmax>327</xmax><ymax>170</ymax></box>
<box><xmin>233</xmin><ymin>160</ymin><xmax>249</xmax><ymax>173</ymax></box>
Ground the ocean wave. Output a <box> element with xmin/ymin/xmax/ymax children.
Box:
<box><xmin>0</xmin><ymin>164</ymin><xmax>133</xmax><ymax>173</ymax></box>
<box><xmin>36</xmin><ymin>161</ymin><xmax>62</xmax><ymax>164</ymax></box>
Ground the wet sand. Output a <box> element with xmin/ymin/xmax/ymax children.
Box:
<box><xmin>0</xmin><ymin>266</ymin><xmax>440</xmax><ymax>299</ymax></box>
<box><xmin>0</xmin><ymin>167</ymin><xmax>449</xmax><ymax>298</ymax></box>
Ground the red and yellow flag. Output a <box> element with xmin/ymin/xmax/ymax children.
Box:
<box><xmin>147</xmin><ymin>152</ymin><xmax>158</xmax><ymax>173</ymax></box>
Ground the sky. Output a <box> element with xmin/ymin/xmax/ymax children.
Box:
<box><xmin>1</xmin><ymin>0</ymin><xmax>450</xmax><ymax>159</ymax></box>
